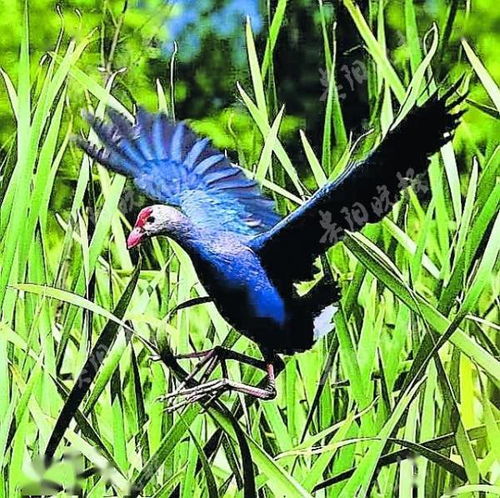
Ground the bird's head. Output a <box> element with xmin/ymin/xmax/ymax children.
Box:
<box><xmin>127</xmin><ymin>205</ymin><xmax>190</xmax><ymax>249</ymax></box>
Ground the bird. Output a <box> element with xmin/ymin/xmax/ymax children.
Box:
<box><xmin>77</xmin><ymin>83</ymin><xmax>464</xmax><ymax>409</ymax></box>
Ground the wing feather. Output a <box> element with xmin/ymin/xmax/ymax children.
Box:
<box><xmin>77</xmin><ymin>108</ymin><xmax>281</xmax><ymax>236</ymax></box>
<box><xmin>249</xmin><ymin>86</ymin><xmax>465</xmax><ymax>289</ymax></box>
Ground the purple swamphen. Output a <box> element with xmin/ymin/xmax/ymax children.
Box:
<box><xmin>77</xmin><ymin>84</ymin><xmax>464</xmax><ymax>409</ymax></box>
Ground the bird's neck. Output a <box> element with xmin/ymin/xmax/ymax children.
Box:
<box><xmin>166</xmin><ymin>223</ymin><xmax>206</xmax><ymax>253</ymax></box>
<box><xmin>168</xmin><ymin>225</ymin><xmax>239</xmax><ymax>260</ymax></box>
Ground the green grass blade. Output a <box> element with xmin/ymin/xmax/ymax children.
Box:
<box><xmin>43</xmin><ymin>259</ymin><xmax>141</xmax><ymax>461</ymax></box>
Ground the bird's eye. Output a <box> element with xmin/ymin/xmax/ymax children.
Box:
<box><xmin>147</xmin><ymin>216</ymin><xmax>155</xmax><ymax>224</ymax></box>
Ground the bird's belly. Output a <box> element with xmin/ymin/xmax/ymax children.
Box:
<box><xmin>204</xmin><ymin>277</ymin><xmax>318</xmax><ymax>352</ymax></box>
<box><xmin>194</xmin><ymin>260</ymin><xmax>288</xmax><ymax>347</ymax></box>
<box><xmin>210</xmin><ymin>277</ymin><xmax>285</xmax><ymax>327</ymax></box>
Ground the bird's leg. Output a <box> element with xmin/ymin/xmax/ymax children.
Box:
<box><xmin>159</xmin><ymin>346</ymin><xmax>266</xmax><ymax>402</ymax></box>
<box><xmin>164</xmin><ymin>352</ymin><xmax>277</xmax><ymax>412</ymax></box>
<box><xmin>167</xmin><ymin>362</ymin><xmax>277</xmax><ymax>412</ymax></box>
<box><xmin>158</xmin><ymin>348</ymin><xmax>221</xmax><ymax>401</ymax></box>
<box><xmin>163</xmin><ymin>346</ymin><xmax>269</xmax><ymax>399</ymax></box>
<box><xmin>165</xmin><ymin>296</ymin><xmax>214</xmax><ymax>322</ymax></box>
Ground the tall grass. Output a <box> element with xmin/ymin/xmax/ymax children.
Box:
<box><xmin>0</xmin><ymin>2</ymin><xmax>499</xmax><ymax>497</ymax></box>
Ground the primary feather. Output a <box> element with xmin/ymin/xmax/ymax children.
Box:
<box><xmin>249</xmin><ymin>86</ymin><xmax>465</xmax><ymax>292</ymax></box>
<box><xmin>77</xmin><ymin>108</ymin><xmax>281</xmax><ymax>237</ymax></box>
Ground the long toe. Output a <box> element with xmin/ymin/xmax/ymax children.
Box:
<box><xmin>165</xmin><ymin>383</ymin><xmax>228</xmax><ymax>412</ymax></box>
<box><xmin>162</xmin><ymin>379</ymin><xmax>231</xmax><ymax>412</ymax></box>
<box><xmin>169</xmin><ymin>379</ymin><xmax>224</xmax><ymax>399</ymax></box>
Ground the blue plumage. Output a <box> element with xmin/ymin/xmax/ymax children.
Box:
<box><xmin>77</xmin><ymin>90</ymin><xmax>463</xmax><ymax>405</ymax></box>
<box><xmin>78</xmin><ymin>108</ymin><xmax>281</xmax><ymax>236</ymax></box>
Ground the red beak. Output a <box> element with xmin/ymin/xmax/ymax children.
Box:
<box><xmin>127</xmin><ymin>227</ymin><xmax>145</xmax><ymax>249</ymax></box>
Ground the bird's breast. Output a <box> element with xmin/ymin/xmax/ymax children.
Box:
<box><xmin>191</xmin><ymin>244</ymin><xmax>287</xmax><ymax>332</ymax></box>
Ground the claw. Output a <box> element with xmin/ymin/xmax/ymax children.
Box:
<box><xmin>162</xmin><ymin>379</ymin><xmax>232</xmax><ymax>412</ymax></box>
<box><xmin>164</xmin><ymin>381</ymin><xmax>227</xmax><ymax>412</ymax></box>
<box><xmin>159</xmin><ymin>349</ymin><xmax>279</xmax><ymax>412</ymax></box>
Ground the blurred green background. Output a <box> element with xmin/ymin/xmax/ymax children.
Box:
<box><xmin>1</xmin><ymin>0</ymin><xmax>498</xmax><ymax>155</ymax></box>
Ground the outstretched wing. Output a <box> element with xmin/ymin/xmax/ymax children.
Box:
<box><xmin>77</xmin><ymin>108</ymin><xmax>280</xmax><ymax>236</ymax></box>
<box><xmin>249</xmin><ymin>86</ymin><xmax>465</xmax><ymax>289</ymax></box>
